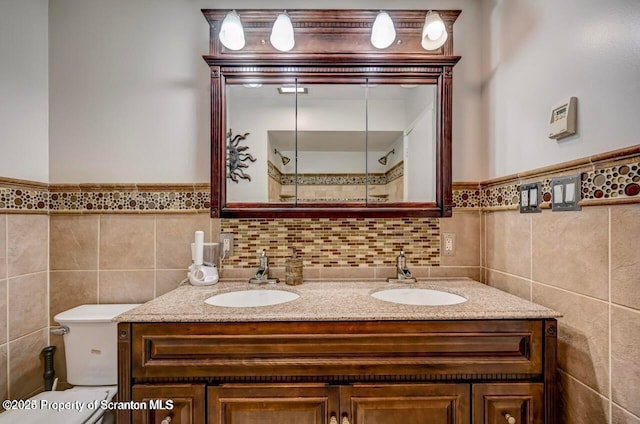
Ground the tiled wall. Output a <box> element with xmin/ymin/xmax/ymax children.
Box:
<box><xmin>482</xmin><ymin>205</ymin><xmax>640</xmax><ymax>423</ymax></box>
<box><xmin>0</xmin><ymin>214</ymin><xmax>49</xmax><ymax>408</ymax></box>
<box><xmin>47</xmin><ymin>213</ymin><xmax>218</xmax><ymax>384</ymax></box>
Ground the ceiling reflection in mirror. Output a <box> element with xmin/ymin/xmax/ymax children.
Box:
<box><xmin>226</xmin><ymin>82</ymin><xmax>436</xmax><ymax>204</ymax></box>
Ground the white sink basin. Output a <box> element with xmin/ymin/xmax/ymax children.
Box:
<box><xmin>372</xmin><ymin>288</ymin><xmax>467</xmax><ymax>306</ymax></box>
<box><xmin>205</xmin><ymin>289</ymin><xmax>300</xmax><ymax>308</ymax></box>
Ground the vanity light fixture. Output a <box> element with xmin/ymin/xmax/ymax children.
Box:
<box><xmin>274</xmin><ymin>149</ymin><xmax>291</xmax><ymax>165</ymax></box>
<box><xmin>371</xmin><ymin>11</ymin><xmax>396</xmax><ymax>49</ymax></box>
<box><xmin>278</xmin><ymin>85</ymin><xmax>308</xmax><ymax>94</ymax></box>
<box><xmin>270</xmin><ymin>11</ymin><xmax>295</xmax><ymax>52</ymax></box>
<box><xmin>243</xmin><ymin>83</ymin><xmax>263</xmax><ymax>88</ymax></box>
<box><xmin>421</xmin><ymin>11</ymin><xmax>448</xmax><ymax>51</ymax></box>
<box><xmin>219</xmin><ymin>10</ymin><xmax>245</xmax><ymax>50</ymax></box>
<box><xmin>378</xmin><ymin>149</ymin><xmax>395</xmax><ymax>165</ymax></box>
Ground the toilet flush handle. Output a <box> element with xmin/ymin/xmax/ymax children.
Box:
<box><xmin>50</xmin><ymin>326</ymin><xmax>69</xmax><ymax>336</ymax></box>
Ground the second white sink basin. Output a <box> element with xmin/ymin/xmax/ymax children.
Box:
<box><xmin>372</xmin><ymin>288</ymin><xmax>467</xmax><ymax>306</ymax></box>
<box><xmin>205</xmin><ymin>289</ymin><xmax>300</xmax><ymax>308</ymax></box>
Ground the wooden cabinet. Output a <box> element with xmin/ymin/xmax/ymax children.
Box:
<box><xmin>472</xmin><ymin>383</ymin><xmax>544</xmax><ymax>424</ymax></box>
<box><xmin>207</xmin><ymin>383</ymin><xmax>469</xmax><ymax>424</ymax></box>
<box><xmin>118</xmin><ymin>319</ymin><xmax>557</xmax><ymax>424</ymax></box>
<box><xmin>131</xmin><ymin>384</ymin><xmax>206</xmax><ymax>424</ymax></box>
<box><xmin>344</xmin><ymin>384</ymin><xmax>469</xmax><ymax>424</ymax></box>
<box><xmin>208</xmin><ymin>384</ymin><xmax>339</xmax><ymax>424</ymax></box>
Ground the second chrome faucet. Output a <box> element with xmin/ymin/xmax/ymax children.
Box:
<box><xmin>249</xmin><ymin>249</ymin><xmax>279</xmax><ymax>284</ymax></box>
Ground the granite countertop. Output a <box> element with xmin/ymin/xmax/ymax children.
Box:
<box><xmin>116</xmin><ymin>278</ymin><xmax>560</xmax><ymax>322</ymax></box>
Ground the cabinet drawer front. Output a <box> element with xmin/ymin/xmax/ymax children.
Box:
<box><xmin>472</xmin><ymin>383</ymin><xmax>544</xmax><ymax>424</ymax></box>
<box><xmin>132</xmin><ymin>384</ymin><xmax>206</xmax><ymax>424</ymax></box>
<box><xmin>346</xmin><ymin>383</ymin><xmax>470</xmax><ymax>424</ymax></box>
<box><xmin>208</xmin><ymin>384</ymin><xmax>339</xmax><ymax>424</ymax></box>
<box><xmin>132</xmin><ymin>321</ymin><xmax>543</xmax><ymax>380</ymax></box>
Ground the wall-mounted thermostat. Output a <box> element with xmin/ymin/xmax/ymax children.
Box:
<box><xmin>548</xmin><ymin>97</ymin><xmax>577</xmax><ymax>140</ymax></box>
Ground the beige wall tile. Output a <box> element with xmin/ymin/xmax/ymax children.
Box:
<box><xmin>440</xmin><ymin>212</ymin><xmax>480</xmax><ymax>266</ymax></box>
<box><xmin>613</xmin><ymin>405</ymin><xmax>640</xmax><ymax>424</ymax></box>
<box><xmin>319</xmin><ymin>266</ymin><xmax>375</xmax><ymax>280</ymax></box>
<box><xmin>486</xmin><ymin>269</ymin><xmax>531</xmax><ymax>301</ymax></box>
<box><xmin>99</xmin><ymin>215</ymin><xmax>154</xmax><ymax>270</ymax></box>
<box><xmin>485</xmin><ymin>211</ymin><xmax>531</xmax><ymax>278</ymax></box>
<box><xmin>532</xmin><ymin>283</ymin><xmax>609</xmax><ymax>395</ymax></box>
<box><xmin>8</xmin><ymin>272</ymin><xmax>47</xmax><ymax>340</ymax></box>
<box><xmin>8</xmin><ymin>329</ymin><xmax>48</xmax><ymax>400</ymax></box>
<box><xmin>220</xmin><ymin>267</ymin><xmax>255</xmax><ymax>280</ymax></box>
<box><xmin>429</xmin><ymin>266</ymin><xmax>481</xmax><ymax>281</ymax></box>
<box><xmin>611</xmin><ymin>204</ymin><xmax>640</xmax><ymax>310</ymax></box>
<box><xmin>211</xmin><ymin>218</ymin><xmax>221</xmax><ymax>242</ymax></box>
<box><xmin>0</xmin><ymin>344</ymin><xmax>6</xmax><ymax>406</ymax></box>
<box><xmin>559</xmin><ymin>371</ymin><xmax>609</xmax><ymax>424</ymax></box>
<box><xmin>0</xmin><ymin>280</ymin><xmax>6</xmax><ymax>345</ymax></box>
<box><xmin>7</xmin><ymin>214</ymin><xmax>48</xmax><ymax>277</ymax></box>
<box><xmin>156</xmin><ymin>269</ymin><xmax>188</xmax><ymax>296</ymax></box>
<box><xmin>50</xmin><ymin>215</ymin><xmax>99</xmax><ymax>270</ymax></box>
<box><xmin>50</xmin><ymin>271</ymin><xmax>98</xmax><ymax>322</ymax></box>
<box><xmin>0</xmin><ymin>215</ymin><xmax>6</xmax><ymax>280</ymax></box>
<box><xmin>532</xmin><ymin>208</ymin><xmax>609</xmax><ymax>300</ymax></box>
<box><xmin>611</xmin><ymin>306</ymin><xmax>640</xmax><ymax>416</ymax></box>
<box><xmin>480</xmin><ymin>213</ymin><xmax>486</xmax><ymax>268</ymax></box>
<box><xmin>99</xmin><ymin>270</ymin><xmax>154</xmax><ymax>303</ymax></box>
<box><xmin>156</xmin><ymin>214</ymin><xmax>211</xmax><ymax>269</ymax></box>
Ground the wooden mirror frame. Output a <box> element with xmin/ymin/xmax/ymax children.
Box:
<box><xmin>203</xmin><ymin>9</ymin><xmax>460</xmax><ymax>218</ymax></box>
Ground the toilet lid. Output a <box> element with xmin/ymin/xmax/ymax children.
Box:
<box><xmin>0</xmin><ymin>387</ymin><xmax>115</xmax><ymax>424</ymax></box>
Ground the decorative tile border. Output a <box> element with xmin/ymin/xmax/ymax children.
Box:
<box><xmin>1</xmin><ymin>145</ymin><xmax>638</xmax><ymax>213</ymax></box>
<box><xmin>48</xmin><ymin>184</ymin><xmax>210</xmax><ymax>213</ymax></box>
<box><xmin>455</xmin><ymin>145</ymin><xmax>640</xmax><ymax>209</ymax></box>
<box><xmin>0</xmin><ymin>178</ymin><xmax>49</xmax><ymax>213</ymax></box>
<box><xmin>269</xmin><ymin>161</ymin><xmax>404</xmax><ymax>186</ymax></box>
<box><xmin>220</xmin><ymin>218</ymin><xmax>440</xmax><ymax>268</ymax></box>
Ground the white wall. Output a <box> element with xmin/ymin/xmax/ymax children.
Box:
<box><xmin>0</xmin><ymin>0</ymin><xmax>49</xmax><ymax>183</ymax></box>
<box><xmin>47</xmin><ymin>0</ymin><xmax>484</xmax><ymax>183</ymax></box>
<box><xmin>481</xmin><ymin>0</ymin><xmax>640</xmax><ymax>179</ymax></box>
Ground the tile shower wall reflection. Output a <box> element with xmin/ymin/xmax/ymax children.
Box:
<box><xmin>0</xmin><ymin>214</ymin><xmax>49</xmax><ymax>407</ymax></box>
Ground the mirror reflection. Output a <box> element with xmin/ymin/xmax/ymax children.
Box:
<box><xmin>226</xmin><ymin>82</ymin><xmax>436</xmax><ymax>204</ymax></box>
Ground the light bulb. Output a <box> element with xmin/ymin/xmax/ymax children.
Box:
<box><xmin>421</xmin><ymin>11</ymin><xmax>448</xmax><ymax>51</ymax></box>
<box><xmin>219</xmin><ymin>10</ymin><xmax>245</xmax><ymax>51</ymax></box>
<box><xmin>371</xmin><ymin>11</ymin><xmax>396</xmax><ymax>49</ymax></box>
<box><xmin>270</xmin><ymin>13</ymin><xmax>295</xmax><ymax>52</ymax></box>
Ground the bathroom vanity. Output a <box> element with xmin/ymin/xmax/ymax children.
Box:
<box><xmin>116</xmin><ymin>280</ymin><xmax>560</xmax><ymax>424</ymax></box>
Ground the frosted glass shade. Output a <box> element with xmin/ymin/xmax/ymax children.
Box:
<box><xmin>219</xmin><ymin>11</ymin><xmax>245</xmax><ymax>51</ymax></box>
<box><xmin>270</xmin><ymin>13</ymin><xmax>295</xmax><ymax>52</ymax></box>
<box><xmin>371</xmin><ymin>11</ymin><xmax>396</xmax><ymax>49</ymax></box>
<box><xmin>421</xmin><ymin>11</ymin><xmax>448</xmax><ymax>51</ymax></box>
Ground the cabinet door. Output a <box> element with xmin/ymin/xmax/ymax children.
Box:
<box><xmin>343</xmin><ymin>383</ymin><xmax>470</xmax><ymax>424</ymax></box>
<box><xmin>132</xmin><ymin>384</ymin><xmax>206</xmax><ymax>424</ymax></box>
<box><xmin>208</xmin><ymin>384</ymin><xmax>340</xmax><ymax>424</ymax></box>
<box><xmin>472</xmin><ymin>383</ymin><xmax>543</xmax><ymax>424</ymax></box>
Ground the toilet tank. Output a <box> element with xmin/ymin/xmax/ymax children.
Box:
<box><xmin>54</xmin><ymin>304</ymin><xmax>141</xmax><ymax>386</ymax></box>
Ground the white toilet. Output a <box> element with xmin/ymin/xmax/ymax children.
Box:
<box><xmin>0</xmin><ymin>304</ymin><xmax>140</xmax><ymax>424</ymax></box>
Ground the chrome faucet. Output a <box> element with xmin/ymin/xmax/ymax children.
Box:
<box><xmin>249</xmin><ymin>249</ymin><xmax>279</xmax><ymax>284</ymax></box>
<box><xmin>388</xmin><ymin>248</ymin><xmax>416</xmax><ymax>283</ymax></box>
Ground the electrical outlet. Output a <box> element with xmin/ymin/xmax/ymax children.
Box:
<box><xmin>442</xmin><ymin>233</ymin><xmax>456</xmax><ymax>256</ymax></box>
<box><xmin>219</xmin><ymin>233</ymin><xmax>234</xmax><ymax>257</ymax></box>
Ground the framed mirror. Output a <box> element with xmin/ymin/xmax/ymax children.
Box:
<box><xmin>203</xmin><ymin>9</ymin><xmax>461</xmax><ymax>218</ymax></box>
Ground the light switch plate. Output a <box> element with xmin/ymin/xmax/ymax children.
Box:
<box><xmin>520</xmin><ymin>182</ymin><xmax>542</xmax><ymax>213</ymax></box>
<box><xmin>551</xmin><ymin>174</ymin><xmax>581</xmax><ymax>211</ymax></box>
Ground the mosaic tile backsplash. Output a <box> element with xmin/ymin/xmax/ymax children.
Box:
<box><xmin>220</xmin><ymin>218</ymin><xmax>440</xmax><ymax>268</ymax></box>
